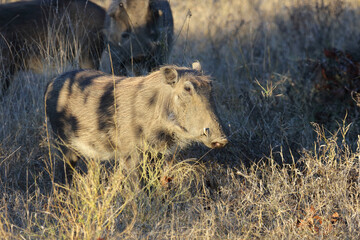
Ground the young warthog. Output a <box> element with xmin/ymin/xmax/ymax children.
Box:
<box><xmin>45</xmin><ymin>62</ymin><xmax>228</xmax><ymax>181</ymax></box>
<box><xmin>0</xmin><ymin>0</ymin><xmax>106</xmax><ymax>92</ymax></box>
<box><xmin>100</xmin><ymin>0</ymin><xmax>173</xmax><ymax>76</ymax></box>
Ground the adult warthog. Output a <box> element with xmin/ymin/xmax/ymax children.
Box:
<box><xmin>0</xmin><ymin>0</ymin><xmax>106</xmax><ymax>92</ymax></box>
<box><xmin>0</xmin><ymin>0</ymin><xmax>173</xmax><ymax>93</ymax></box>
<box><xmin>100</xmin><ymin>0</ymin><xmax>173</xmax><ymax>76</ymax></box>
<box><xmin>45</xmin><ymin>62</ymin><xmax>228</xmax><ymax>182</ymax></box>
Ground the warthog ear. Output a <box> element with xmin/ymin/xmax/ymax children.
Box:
<box><xmin>192</xmin><ymin>61</ymin><xmax>202</xmax><ymax>72</ymax></box>
<box><xmin>161</xmin><ymin>67</ymin><xmax>178</xmax><ymax>86</ymax></box>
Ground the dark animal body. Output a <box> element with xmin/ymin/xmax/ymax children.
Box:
<box><xmin>0</xmin><ymin>0</ymin><xmax>173</xmax><ymax>93</ymax></box>
<box><xmin>45</xmin><ymin>62</ymin><xmax>228</xmax><ymax>181</ymax></box>
<box><xmin>100</xmin><ymin>0</ymin><xmax>173</xmax><ymax>76</ymax></box>
<box><xmin>0</xmin><ymin>0</ymin><xmax>106</xmax><ymax>92</ymax></box>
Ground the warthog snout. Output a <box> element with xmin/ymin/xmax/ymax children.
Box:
<box><xmin>211</xmin><ymin>138</ymin><xmax>229</xmax><ymax>149</ymax></box>
<box><xmin>202</xmin><ymin>127</ymin><xmax>228</xmax><ymax>149</ymax></box>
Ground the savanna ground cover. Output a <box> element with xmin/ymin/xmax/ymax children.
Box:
<box><xmin>1</xmin><ymin>0</ymin><xmax>360</xmax><ymax>238</ymax></box>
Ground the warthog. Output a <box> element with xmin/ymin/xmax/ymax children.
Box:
<box><xmin>100</xmin><ymin>0</ymin><xmax>173</xmax><ymax>76</ymax></box>
<box><xmin>0</xmin><ymin>0</ymin><xmax>106</xmax><ymax>92</ymax></box>
<box><xmin>45</xmin><ymin>62</ymin><xmax>228</xmax><ymax>182</ymax></box>
<box><xmin>1</xmin><ymin>0</ymin><xmax>173</xmax><ymax>93</ymax></box>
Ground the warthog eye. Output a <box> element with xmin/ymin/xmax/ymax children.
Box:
<box><xmin>184</xmin><ymin>86</ymin><xmax>191</xmax><ymax>93</ymax></box>
<box><xmin>119</xmin><ymin>2</ymin><xmax>124</xmax><ymax>8</ymax></box>
<box><xmin>203</xmin><ymin>128</ymin><xmax>210</xmax><ymax>137</ymax></box>
<box><xmin>121</xmin><ymin>32</ymin><xmax>130</xmax><ymax>40</ymax></box>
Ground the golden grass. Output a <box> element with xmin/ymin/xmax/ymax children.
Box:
<box><xmin>1</xmin><ymin>0</ymin><xmax>360</xmax><ymax>238</ymax></box>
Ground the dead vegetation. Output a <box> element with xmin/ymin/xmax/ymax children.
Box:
<box><xmin>1</xmin><ymin>0</ymin><xmax>360</xmax><ymax>238</ymax></box>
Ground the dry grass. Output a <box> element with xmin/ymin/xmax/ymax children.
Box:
<box><xmin>1</xmin><ymin>0</ymin><xmax>360</xmax><ymax>238</ymax></box>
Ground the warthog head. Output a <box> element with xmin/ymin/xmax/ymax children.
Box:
<box><xmin>103</xmin><ymin>0</ymin><xmax>173</xmax><ymax>75</ymax></box>
<box><xmin>162</xmin><ymin>62</ymin><xmax>228</xmax><ymax>149</ymax></box>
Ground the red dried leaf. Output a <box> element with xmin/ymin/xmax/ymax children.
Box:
<box><xmin>296</xmin><ymin>206</ymin><xmax>323</xmax><ymax>233</ymax></box>
<box><xmin>330</xmin><ymin>212</ymin><xmax>341</xmax><ymax>224</ymax></box>
<box><xmin>324</xmin><ymin>48</ymin><xmax>337</xmax><ymax>58</ymax></box>
<box><xmin>321</xmin><ymin>67</ymin><xmax>328</xmax><ymax>80</ymax></box>
<box><xmin>160</xmin><ymin>175</ymin><xmax>173</xmax><ymax>187</ymax></box>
